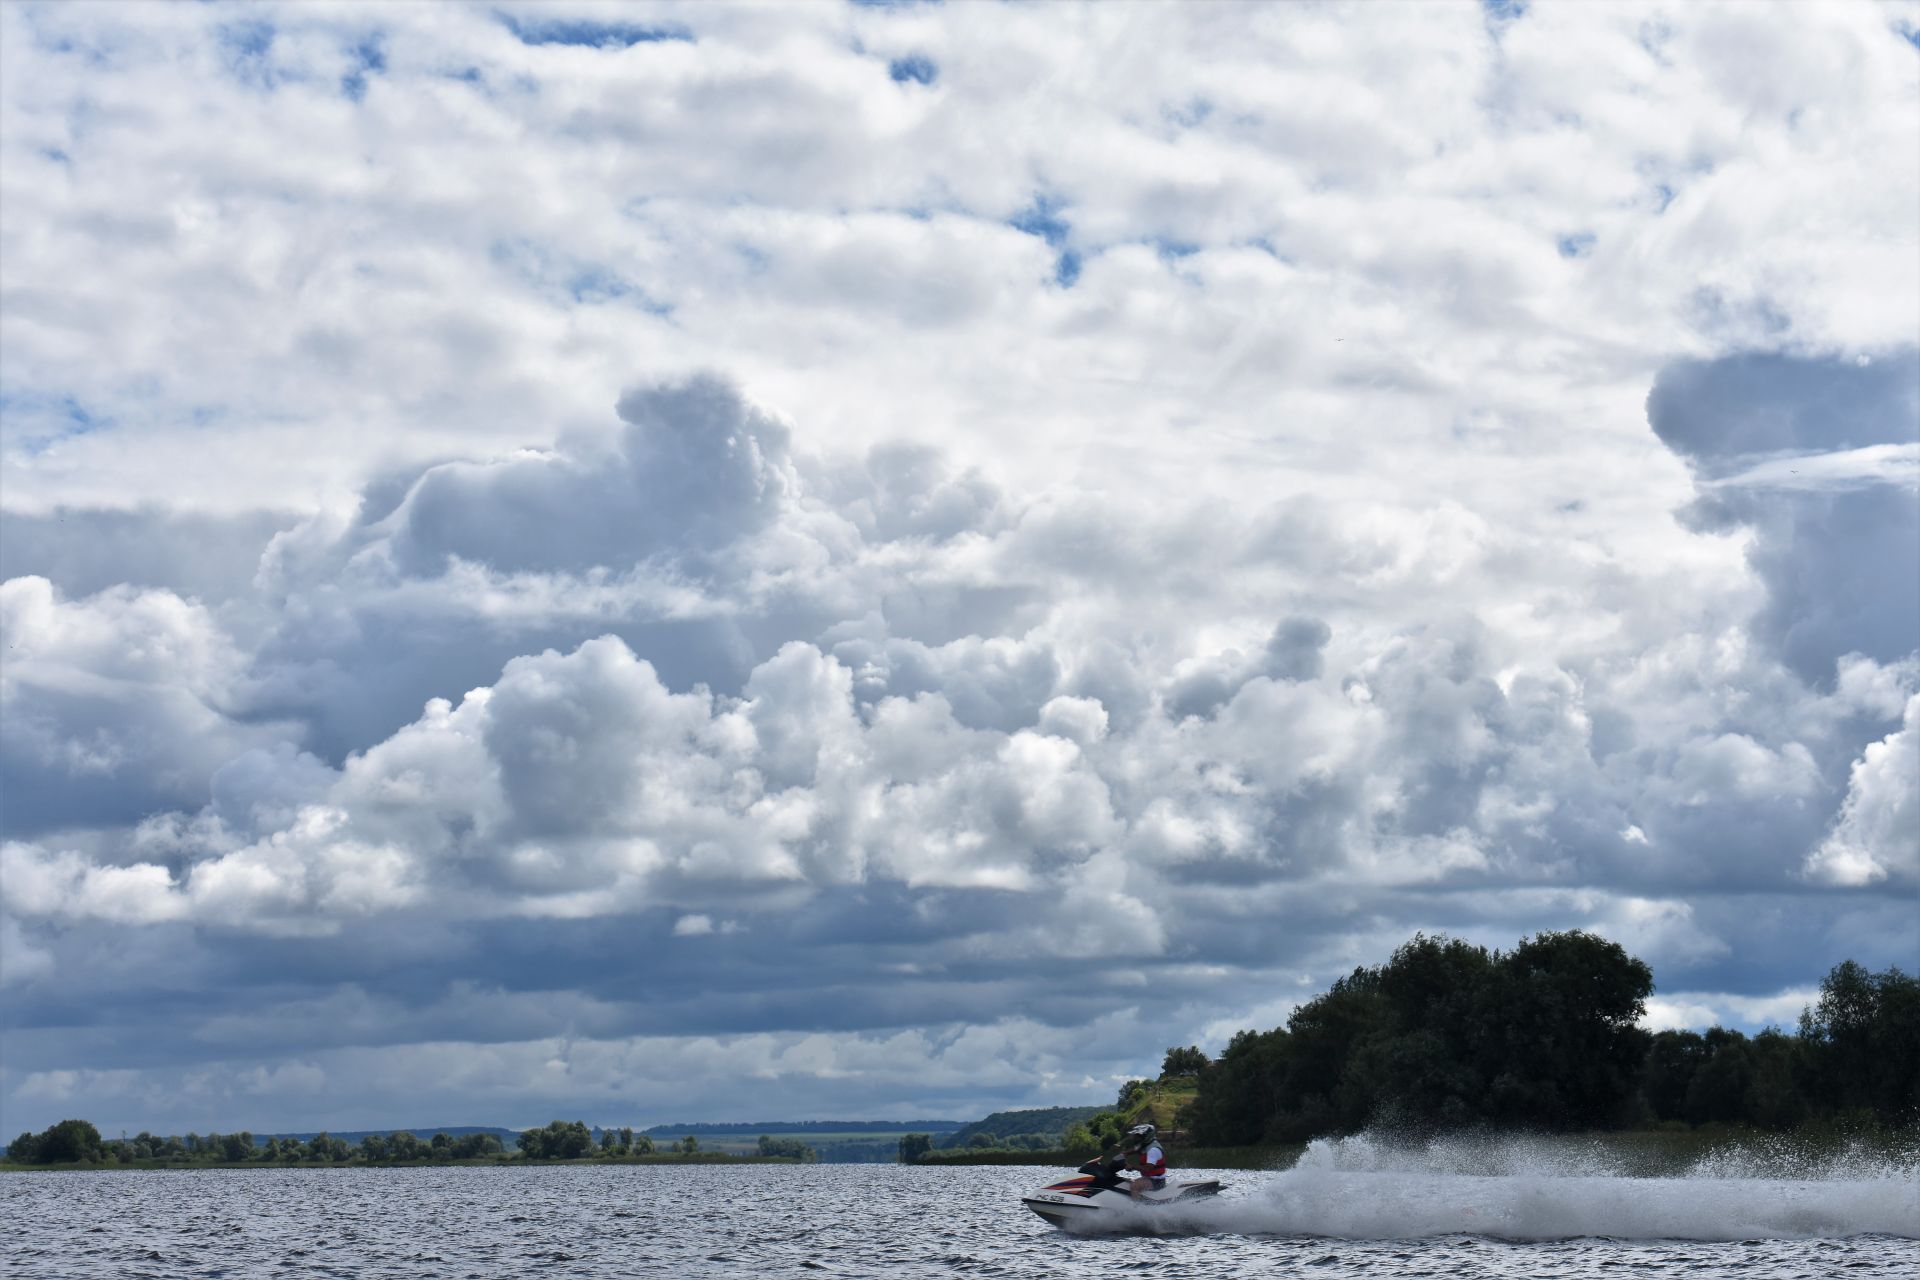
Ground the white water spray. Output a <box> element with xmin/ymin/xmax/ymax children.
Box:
<box><xmin>1080</xmin><ymin>1133</ymin><xmax>1919</xmax><ymax>1241</ymax></box>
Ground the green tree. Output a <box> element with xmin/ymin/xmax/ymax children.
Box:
<box><xmin>897</xmin><ymin>1132</ymin><xmax>932</xmax><ymax>1163</ymax></box>
<box><xmin>1800</xmin><ymin>961</ymin><xmax>1920</xmax><ymax>1117</ymax></box>
<box><xmin>519</xmin><ymin>1120</ymin><xmax>593</xmax><ymax>1159</ymax></box>
<box><xmin>1682</xmin><ymin>1028</ymin><xmax>1755</xmax><ymax>1125</ymax></box>
<box><xmin>32</xmin><ymin>1119</ymin><xmax>104</xmax><ymax>1164</ymax></box>
<box><xmin>678</xmin><ymin>1134</ymin><xmax>699</xmax><ymax>1156</ymax></box>
<box><xmin>1475</xmin><ymin>931</ymin><xmax>1652</xmax><ymax>1129</ymax></box>
<box><xmin>1161</xmin><ymin>1046</ymin><xmax>1208</xmax><ymax>1078</ymax></box>
<box><xmin>1639</xmin><ymin>1030</ymin><xmax>1707</xmax><ymax>1122</ymax></box>
<box><xmin>452</xmin><ymin>1132</ymin><xmax>503</xmax><ymax>1159</ymax></box>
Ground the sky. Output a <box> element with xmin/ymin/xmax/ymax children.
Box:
<box><xmin>0</xmin><ymin>0</ymin><xmax>1916</xmax><ymax>1137</ymax></box>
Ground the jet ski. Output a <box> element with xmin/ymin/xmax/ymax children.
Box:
<box><xmin>1022</xmin><ymin>1151</ymin><xmax>1224</xmax><ymax>1227</ymax></box>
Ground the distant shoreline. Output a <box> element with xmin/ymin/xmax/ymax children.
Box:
<box><xmin>0</xmin><ymin>1152</ymin><xmax>806</xmax><ymax>1173</ymax></box>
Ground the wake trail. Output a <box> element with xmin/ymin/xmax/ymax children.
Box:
<box><xmin>1072</xmin><ymin>1132</ymin><xmax>1920</xmax><ymax>1241</ymax></box>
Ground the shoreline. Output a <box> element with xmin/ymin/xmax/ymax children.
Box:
<box><xmin>0</xmin><ymin>1152</ymin><xmax>806</xmax><ymax>1173</ymax></box>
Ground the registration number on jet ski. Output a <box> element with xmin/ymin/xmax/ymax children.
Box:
<box><xmin>1034</xmin><ymin>1193</ymin><xmax>1066</xmax><ymax>1202</ymax></box>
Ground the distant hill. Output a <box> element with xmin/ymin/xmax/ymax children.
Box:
<box><xmin>939</xmin><ymin>1106</ymin><xmax>1105</xmax><ymax>1149</ymax></box>
<box><xmin>638</xmin><ymin>1120</ymin><xmax>964</xmax><ymax>1137</ymax></box>
<box><xmin>251</xmin><ymin>1126</ymin><xmax>518</xmax><ymax>1146</ymax></box>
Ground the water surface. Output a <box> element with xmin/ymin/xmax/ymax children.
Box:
<box><xmin>5</xmin><ymin>1143</ymin><xmax>1915</xmax><ymax>1279</ymax></box>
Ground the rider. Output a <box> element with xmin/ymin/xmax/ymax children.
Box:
<box><xmin>1121</xmin><ymin>1123</ymin><xmax>1166</xmax><ymax>1199</ymax></box>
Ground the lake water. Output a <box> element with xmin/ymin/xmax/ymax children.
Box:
<box><xmin>4</xmin><ymin>1136</ymin><xmax>1916</xmax><ymax>1278</ymax></box>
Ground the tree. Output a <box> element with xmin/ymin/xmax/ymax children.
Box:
<box><xmin>1161</xmin><ymin>1046</ymin><xmax>1208</xmax><ymax>1078</ymax></box>
<box><xmin>757</xmin><ymin>1136</ymin><xmax>814</xmax><ymax>1160</ymax></box>
<box><xmin>519</xmin><ymin>1121</ymin><xmax>593</xmax><ymax>1160</ymax></box>
<box><xmin>898</xmin><ymin>1133</ymin><xmax>932</xmax><ymax>1163</ymax></box>
<box><xmin>1639</xmin><ymin>1030</ymin><xmax>1707</xmax><ymax>1122</ymax></box>
<box><xmin>1800</xmin><ymin>961</ymin><xmax>1920</xmax><ymax>1118</ymax></box>
<box><xmin>678</xmin><ymin>1135</ymin><xmax>699</xmax><ymax>1156</ymax></box>
<box><xmin>450</xmin><ymin>1132</ymin><xmax>502</xmax><ymax>1160</ymax></box>
<box><xmin>28</xmin><ymin>1119</ymin><xmax>104</xmax><ymax>1164</ymax></box>
<box><xmin>1116</xmin><ymin>1079</ymin><xmax>1150</xmax><ymax>1112</ymax></box>
<box><xmin>1476</xmin><ymin>931</ymin><xmax>1653</xmax><ymax>1129</ymax></box>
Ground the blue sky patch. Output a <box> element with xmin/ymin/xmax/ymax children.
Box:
<box><xmin>342</xmin><ymin>37</ymin><xmax>386</xmax><ymax>102</ymax></box>
<box><xmin>1010</xmin><ymin>195</ymin><xmax>1080</xmax><ymax>287</ymax></box>
<box><xmin>1557</xmin><ymin>232</ymin><xmax>1596</xmax><ymax>258</ymax></box>
<box><xmin>1010</xmin><ymin>195</ymin><xmax>1069</xmax><ymax>248</ymax></box>
<box><xmin>497</xmin><ymin>13</ymin><xmax>692</xmax><ymax>49</ymax></box>
<box><xmin>888</xmin><ymin>54</ymin><xmax>937</xmax><ymax>85</ymax></box>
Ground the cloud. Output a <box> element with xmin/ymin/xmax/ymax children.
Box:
<box><xmin>0</xmin><ymin>576</ymin><xmax>303</xmax><ymax>835</ymax></box>
<box><xmin>1804</xmin><ymin>695</ymin><xmax>1920</xmax><ymax>887</ymax></box>
<box><xmin>1651</xmin><ymin>352</ymin><xmax>1920</xmax><ymax>684</ymax></box>
<box><xmin>2</xmin><ymin>1</ymin><xmax>1916</xmax><ymax>1133</ymax></box>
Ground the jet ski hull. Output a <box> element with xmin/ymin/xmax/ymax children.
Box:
<box><xmin>1023</xmin><ymin>1174</ymin><xmax>1223</xmax><ymax>1226</ymax></box>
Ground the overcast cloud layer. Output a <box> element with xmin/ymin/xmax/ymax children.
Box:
<box><xmin>2</xmin><ymin>0</ymin><xmax>1917</xmax><ymax>1136</ymax></box>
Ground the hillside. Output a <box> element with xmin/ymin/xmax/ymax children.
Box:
<box><xmin>638</xmin><ymin>1120</ymin><xmax>963</xmax><ymax>1137</ymax></box>
<box><xmin>938</xmin><ymin>1106</ymin><xmax>1106</xmax><ymax>1149</ymax></box>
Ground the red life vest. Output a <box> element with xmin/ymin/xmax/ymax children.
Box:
<box><xmin>1138</xmin><ymin>1144</ymin><xmax>1166</xmax><ymax>1177</ymax></box>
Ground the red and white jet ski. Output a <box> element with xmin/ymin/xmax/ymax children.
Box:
<box><xmin>1022</xmin><ymin>1152</ymin><xmax>1224</xmax><ymax>1227</ymax></box>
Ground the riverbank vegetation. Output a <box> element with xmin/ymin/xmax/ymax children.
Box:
<box><xmin>1185</xmin><ymin>933</ymin><xmax>1916</xmax><ymax>1145</ymax></box>
<box><xmin>905</xmin><ymin>933</ymin><xmax>1915</xmax><ymax>1166</ymax></box>
<box><xmin>2</xmin><ymin>1119</ymin><xmax>813</xmax><ymax>1170</ymax></box>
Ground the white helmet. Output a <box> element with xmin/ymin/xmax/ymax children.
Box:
<box><xmin>1125</xmin><ymin>1123</ymin><xmax>1157</xmax><ymax>1149</ymax></box>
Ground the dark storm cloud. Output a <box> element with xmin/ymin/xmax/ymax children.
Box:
<box><xmin>1647</xmin><ymin>352</ymin><xmax>1917</xmax><ymax>468</ymax></box>
<box><xmin>1650</xmin><ymin>350</ymin><xmax>1920</xmax><ymax>683</ymax></box>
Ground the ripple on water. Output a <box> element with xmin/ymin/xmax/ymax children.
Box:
<box><xmin>2</xmin><ymin>1163</ymin><xmax>1917</xmax><ymax>1279</ymax></box>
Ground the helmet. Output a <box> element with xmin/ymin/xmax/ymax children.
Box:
<box><xmin>1124</xmin><ymin>1123</ymin><xmax>1157</xmax><ymax>1150</ymax></box>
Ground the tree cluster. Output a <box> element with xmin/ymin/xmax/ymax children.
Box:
<box><xmin>754</xmin><ymin>1135</ymin><xmax>817</xmax><ymax>1161</ymax></box>
<box><xmin>6</xmin><ymin>1119</ymin><xmax>105</xmax><ymax>1165</ymax></box>
<box><xmin>1185</xmin><ymin>933</ymin><xmax>1918</xmax><ymax>1146</ymax></box>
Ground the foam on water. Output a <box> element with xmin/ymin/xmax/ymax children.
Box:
<box><xmin>1076</xmin><ymin>1133</ymin><xmax>1920</xmax><ymax>1242</ymax></box>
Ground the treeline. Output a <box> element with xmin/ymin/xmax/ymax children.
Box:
<box><xmin>1185</xmin><ymin>932</ymin><xmax>1919</xmax><ymax>1145</ymax></box>
<box><xmin>4</xmin><ymin>1121</ymin><xmax>506</xmax><ymax>1166</ymax></box>
<box><xmin>6</xmin><ymin>1119</ymin><xmax>814</xmax><ymax>1166</ymax></box>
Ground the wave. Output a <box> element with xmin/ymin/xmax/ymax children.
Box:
<box><xmin>1073</xmin><ymin>1132</ymin><xmax>1920</xmax><ymax>1241</ymax></box>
